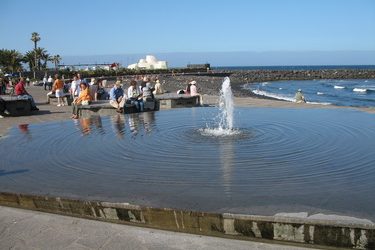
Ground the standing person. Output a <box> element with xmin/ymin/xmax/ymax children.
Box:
<box><xmin>26</xmin><ymin>77</ymin><xmax>30</xmax><ymax>87</ymax></box>
<box><xmin>70</xmin><ymin>76</ymin><xmax>80</xmax><ymax>98</ymax></box>
<box><xmin>109</xmin><ymin>81</ymin><xmax>127</xmax><ymax>113</ymax></box>
<box><xmin>76</xmin><ymin>73</ymin><xmax>82</xmax><ymax>85</ymax></box>
<box><xmin>43</xmin><ymin>75</ymin><xmax>48</xmax><ymax>90</ymax></box>
<box><xmin>53</xmin><ymin>74</ymin><xmax>65</xmax><ymax>106</ymax></box>
<box><xmin>127</xmin><ymin>80</ymin><xmax>144</xmax><ymax>112</ymax></box>
<box><xmin>47</xmin><ymin>75</ymin><xmax>53</xmax><ymax>90</ymax></box>
<box><xmin>15</xmin><ymin>77</ymin><xmax>39</xmax><ymax>110</ymax></box>
<box><xmin>71</xmin><ymin>82</ymin><xmax>91</xmax><ymax>119</ymax></box>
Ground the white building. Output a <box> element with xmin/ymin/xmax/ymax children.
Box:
<box><xmin>128</xmin><ymin>55</ymin><xmax>168</xmax><ymax>70</ymax></box>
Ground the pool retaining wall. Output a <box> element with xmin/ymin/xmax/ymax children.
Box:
<box><xmin>0</xmin><ymin>192</ymin><xmax>373</xmax><ymax>249</ymax></box>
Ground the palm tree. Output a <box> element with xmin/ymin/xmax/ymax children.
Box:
<box><xmin>52</xmin><ymin>54</ymin><xmax>61</xmax><ymax>70</ymax></box>
<box><xmin>0</xmin><ymin>49</ymin><xmax>23</xmax><ymax>73</ymax></box>
<box><xmin>34</xmin><ymin>47</ymin><xmax>48</xmax><ymax>71</ymax></box>
<box><xmin>30</xmin><ymin>32</ymin><xmax>41</xmax><ymax>78</ymax></box>
<box><xmin>23</xmin><ymin>50</ymin><xmax>36</xmax><ymax>71</ymax></box>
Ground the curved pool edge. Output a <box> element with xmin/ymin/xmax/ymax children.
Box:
<box><xmin>0</xmin><ymin>191</ymin><xmax>373</xmax><ymax>249</ymax></box>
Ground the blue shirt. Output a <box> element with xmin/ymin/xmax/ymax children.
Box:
<box><xmin>109</xmin><ymin>87</ymin><xmax>124</xmax><ymax>101</ymax></box>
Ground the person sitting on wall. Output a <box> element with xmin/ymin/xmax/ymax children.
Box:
<box><xmin>127</xmin><ymin>80</ymin><xmax>144</xmax><ymax>112</ymax></box>
<box><xmin>153</xmin><ymin>79</ymin><xmax>164</xmax><ymax>95</ymax></box>
<box><xmin>189</xmin><ymin>80</ymin><xmax>198</xmax><ymax>96</ymax></box>
<box><xmin>15</xmin><ymin>77</ymin><xmax>39</xmax><ymax>111</ymax></box>
<box><xmin>295</xmin><ymin>89</ymin><xmax>306</xmax><ymax>103</ymax></box>
<box><xmin>109</xmin><ymin>80</ymin><xmax>127</xmax><ymax>113</ymax></box>
<box><xmin>71</xmin><ymin>82</ymin><xmax>92</xmax><ymax>119</ymax></box>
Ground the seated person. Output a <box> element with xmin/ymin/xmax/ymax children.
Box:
<box><xmin>189</xmin><ymin>81</ymin><xmax>198</xmax><ymax>96</ymax></box>
<box><xmin>109</xmin><ymin>81</ymin><xmax>127</xmax><ymax>113</ymax></box>
<box><xmin>127</xmin><ymin>80</ymin><xmax>144</xmax><ymax>112</ymax></box>
<box><xmin>153</xmin><ymin>80</ymin><xmax>164</xmax><ymax>95</ymax></box>
<box><xmin>15</xmin><ymin>77</ymin><xmax>39</xmax><ymax>111</ymax></box>
<box><xmin>0</xmin><ymin>97</ymin><xmax>8</xmax><ymax>118</ymax></box>
<box><xmin>295</xmin><ymin>89</ymin><xmax>306</xmax><ymax>103</ymax></box>
<box><xmin>142</xmin><ymin>82</ymin><xmax>154</xmax><ymax>101</ymax></box>
<box><xmin>71</xmin><ymin>82</ymin><xmax>92</xmax><ymax>119</ymax></box>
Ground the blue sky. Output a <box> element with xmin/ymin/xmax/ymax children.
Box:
<box><xmin>1</xmin><ymin>0</ymin><xmax>374</xmax><ymax>66</ymax></box>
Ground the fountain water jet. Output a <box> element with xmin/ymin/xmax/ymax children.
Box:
<box><xmin>200</xmin><ymin>77</ymin><xmax>240</xmax><ymax>137</ymax></box>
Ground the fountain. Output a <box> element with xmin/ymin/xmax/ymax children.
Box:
<box><xmin>200</xmin><ymin>77</ymin><xmax>240</xmax><ymax>137</ymax></box>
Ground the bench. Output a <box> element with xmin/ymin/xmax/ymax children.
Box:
<box><xmin>47</xmin><ymin>92</ymin><xmax>73</xmax><ymax>105</ymax></box>
<box><xmin>1</xmin><ymin>96</ymin><xmax>32</xmax><ymax>116</ymax></box>
<box><xmin>155</xmin><ymin>93</ymin><xmax>201</xmax><ymax>109</ymax></box>
<box><xmin>77</xmin><ymin>100</ymin><xmax>158</xmax><ymax>118</ymax></box>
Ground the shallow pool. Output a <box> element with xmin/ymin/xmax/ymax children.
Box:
<box><xmin>1</xmin><ymin>107</ymin><xmax>374</xmax><ymax>221</ymax></box>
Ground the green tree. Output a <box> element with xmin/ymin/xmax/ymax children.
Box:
<box><xmin>52</xmin><ymin>54</ymin><xmax>61</xmax><ymax>70</ymax></box>
<box><xmin>30</xmin><ymin>32</ymin><xmax>41</xmax><ymax>77</ymax></box>
<box><xmin>23</xmin><ymin>50</ymin><xmax>36</xmax><ymax>71</ymax></box>
<box><xmin>35</xmin><ymin>47</ymin><xmax>49</xmax><ymax>70</ymax></box>
<box><xmin>0</xmin><ymin>49</ymin><xmax>23</xmax><ymax>73</ymax></box>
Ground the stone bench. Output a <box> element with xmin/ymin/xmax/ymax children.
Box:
<box><xmin>1</xmin><ymin>96</ymin><xmax>32</xmax><ymax>116</ymax></box>
<box><xmin>47</xmin><ymin>92</ymin><xmax>73</xmax><ymax>105</ymax></box>
<box><xmin>77</xmin><ymin>100</ymin><xmax>158</xmax><ymax>118</ymax></box>
<box><xmin>155</xmin><ymin>93</ymin><xmax>201</xmax><ymax>109</ymax></box>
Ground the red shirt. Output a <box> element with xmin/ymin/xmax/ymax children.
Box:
<box><xmin>15</xmin><ymin>81</ymin><xmax>27</xmax><ymax>95</ymax></box>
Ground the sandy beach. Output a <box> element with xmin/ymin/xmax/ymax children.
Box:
<box><xmin>1</xmin><ymin>75</ymin><xmax>374</xmax><ymax>137</ymax></box>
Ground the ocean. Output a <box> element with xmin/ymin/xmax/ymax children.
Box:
<box><xmin>214</xmin><ymin>65</ymin><xmax>375</xmax><ymax>71</ymax></box>
<box><xmin>243</xmin><ymin>79</ymin><xmax>375</xmax><ymax>107</ymax></box>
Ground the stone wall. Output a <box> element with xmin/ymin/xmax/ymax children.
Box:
<box><xmin>0</xmin><ymin>192</ymin><xmax>373</xmax><ymax>249</ymax></box>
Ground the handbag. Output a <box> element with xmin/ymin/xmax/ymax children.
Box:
<box><xmin>81</xmin><ymin>100</ymin><xmax>90</xmax><ymax>105</ymax></box>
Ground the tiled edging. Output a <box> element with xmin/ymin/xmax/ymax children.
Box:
<box><xmin>0</xmin><ymin>192</ymin><xmax>373</xmax><ymax>249</ymax></box>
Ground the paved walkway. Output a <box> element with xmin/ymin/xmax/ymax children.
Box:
<box><xmin>0</xmin><ymin>206</ymin><xmax>315</xmax><ymax>250</ymax></box>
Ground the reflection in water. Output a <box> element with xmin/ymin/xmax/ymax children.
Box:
<box><xmin>77</xmin><ymin>116</ymin><xmax>104</xmax><ymax>136</ymax></box>
<box><xmin>111</xmin><ymin>114</ymin><xmax>126</xmax><ymax>139</ymax></box>
<box><xmin>142</xmin><ymin>112</ymin><xmax>155</xmax><ymax>134</ymax></box>
<box><xmin>128</xmin><ymin>113</ymin><xmax>139</xmax><ymax>136</ymax></box>
<box><xmin>220</xmin><ymin>141</ymin><xmax>235</xmax><ymax>196</ymax></box>
<box><xmin>18</xmin><ymin>124</ymin><xmax>31</xmax><ymax>140</ymax></box>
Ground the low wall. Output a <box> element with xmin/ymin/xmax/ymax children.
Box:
<box><xmin>0</xmin><ymin>192</ymin><xmax>373</xmax><ymax>249</ymax></box>
<box><xmin>1</xmin><ymin>97</ymin><xmax>32</xmax><ymax>116</ymax></box>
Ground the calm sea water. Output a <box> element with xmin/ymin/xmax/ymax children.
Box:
<box><xmin>1</xmin><ymin>107</ymin><xmax>375</xmax><ymax>220</ymax></box>
<box><xmin>243</xmin><ymin>79</ymin><xmax>375</xmax><ymax>107</ymax></box>
<box><xmin>214</xmin><ymin>65</ymin><xmax>375</xmax><ymax>71</ymax></box>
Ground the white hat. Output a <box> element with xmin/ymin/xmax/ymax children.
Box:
<box><xmin>298</xmin><ymin>89</ymin><xmax>302</xmax><ymax>92</ymax></box>
<box><xmin>190</xmin><ymin>81</ymin><xmax>196</xmax><ymax>85</ymax></box>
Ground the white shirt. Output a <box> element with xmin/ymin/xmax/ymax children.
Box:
<box><xmin>47</xmin><ymin>77</ymin><xmax>53</xmax><ymax>83</ymax></box>
<box><xmin>127</xmin><ymin>85</ymin><xmax>140</xmax><ymax>98</ymax></box>
<box><xmin>190</xmin><ymin>84</ymin><xmax>198</xmax><ymax>96</ymax></box>
<box><xmin>70</xmin><ymin>80</ymin><xmax>80</xmax><ymax>96</ymax></box>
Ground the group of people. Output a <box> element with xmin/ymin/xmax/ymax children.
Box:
<box><xmin>0</xmin><ymin>73</ymin><xmax>201</xmax><ymax>119</ymax></box>
<box><xmin>109</xmin><ymin>77</ymin><xmax>162</xmax><ymax>113</ymax></box>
